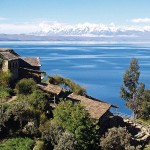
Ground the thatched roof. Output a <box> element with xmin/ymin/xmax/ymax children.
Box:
<box><xmin>38</xmin><ymin>84</ymin><xmax>62</xmax><ymax>95</ymax></box>
<box><xmin>68</xmin><ymin>93</ymin><xmax>115</xmax><ymax>119</ymax></box>
<box><xmin>0</xmin><ymin>48</ymin><xmax>19</xmax><ymax>60</ymax></box>
<box><xmin>20</xmin><ymin>57</ymin><xmax>41</xmax><ymax>67</ymax></box>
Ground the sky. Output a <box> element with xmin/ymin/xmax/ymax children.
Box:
<box><xmin>0</xmin><ymin>0</ymin><xmax>150</xmax><ymax>34</ymax></box>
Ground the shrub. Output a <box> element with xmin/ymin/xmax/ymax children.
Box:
<box><xmin>49</xmin><ymin>123</ymin><xmax>64</xmax><ymax>146</ymax></box>
<box><xmin>0</xmin><ymin>137</ymin><xmax>34</xmax><ymax>150</ymax></box>
<box><xmin>27</xmin><ymin>89</ymin><xmax>49</xmax><ymax>112</ymax></box>
<box><xmin>39</xmin><ymin>122</ymin><xmax>77</xmax><ymax>150</ymax></box>
<box><xmin>0</xmin><ymin>85</ymin><xmax>10</xmax><ymax>99</ymax></box>
<box><xmin>0</xmin><ymin>71</ymin><xmax>12</xmax><ymax>86</ymax></box>
<box><xmin>15</xmin><ymin>78</ymin><xmax>37</xmax><ymax>95</ymax></box>
<box><xmin>54</xmin><ymin>131</ymin><xmax>77</xmax><ymax>150</ymax></box>
<box><xmin>100</xmin><ymin>127</ymin><xmax>135</xmax><ymax>150</ymax></box>
<box><xmin>33</xmin><ymin>140</ymin><xmax>45</xmax><ymax>150</ymax></box>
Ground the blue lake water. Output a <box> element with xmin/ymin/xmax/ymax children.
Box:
<box><xmin>0</xmin><ymin>41</ymin><xmax>150</xmax><ymax>115</ymax></box>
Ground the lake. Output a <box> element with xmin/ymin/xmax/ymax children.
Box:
<box><xmin>0</xmin><ymin>41</ymin><xmax>150</xmax><ymax>115</ymax></box>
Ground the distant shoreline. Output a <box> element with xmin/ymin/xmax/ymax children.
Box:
<box><xmin>1</xmin><ymin>40</ymin><xmax>150</xmax><ymax>44</ymax></box>
<box><xmin>0</xmin><ymin>34</ymin><xmax>150</xmax><ymax>43</ymax></box>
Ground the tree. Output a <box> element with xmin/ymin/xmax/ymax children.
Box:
<box><xmin>120</xmin><ymin>58</ymin><xmax>145</xmax><ymax>119</ymax></box>
<box><xmin>53</xmin><ymin>101</ymin><xmax>99</xmax><ymax>150</ymax></box>
<box><xmin>48</xmin><ymin>75</ymin><xmax>86</xmax><ymax>95</ymax></box>
<box><xmin>140</xmin><ymin>90</ymin><xmax>150</xmax><ymax>120</ymax></box>
<box><xmin>100</xmin><ymin>127</ymin><xmax>135</xmax><ymax>150</ymax></box>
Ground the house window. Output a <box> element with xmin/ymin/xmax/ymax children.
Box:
<box><xmin>10</xmin><ymin>61</ymin><xmax>17</xmax><ymax>69</ymax></box>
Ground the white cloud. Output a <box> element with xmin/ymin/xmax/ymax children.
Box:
<box><xmin>0</xmin><ymin>17</ymin><xmax>8</xmax><ymax>21</ymax></box>
<box><xmin>0</xmin><ymin>23</ymin><xmax>39</xmax><ymax>34</ymax></box>
<box><xmin>131</xmin><ymin>18</ymin><xmax>150</xmax><ymax>23</ymax></box>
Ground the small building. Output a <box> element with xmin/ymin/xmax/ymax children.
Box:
<box><xmin>19</xmin><ymin>57</ymin><xmax>43</xmax><ymax>83</ymax></box>
<box><xmin>37</xmin><ymin>83</ymin><xmax>63</xmax><ymax>104</ymax></box>
<box><xmin>0</xmin><ymin>48</ymin><xmax>20</xmax><ymax>79</ymax></box>
<box><xmin>0</xmin><ymin>48</ymin><xmax>43</xmax><ymax>83</ymax></box>
<box><xmin>67</xmin><ymin>93</ymin><xmax>118</xmax><ymax>121</ymax></box>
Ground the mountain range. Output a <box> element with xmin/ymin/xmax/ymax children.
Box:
<box><xmin>0</xmin><ymin>23</ymin><xmax>150</xmax><ymax>42</ymax></box>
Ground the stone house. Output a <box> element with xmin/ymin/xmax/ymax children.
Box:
<box><xmin>19</xmin><ymin>57</ymin><xmax>42</xmax><ymax>83</ymax></box>
<box><xmin>67</xmin><ymin>93</ymin><xmax>118</xmax><ymax>121</ymax></box>
<box><xmin>0</xmin><ymin>48</ymin><xmax>20</xmax><ymax>79</ymax></box>
<box><xmin>0</xmin><ymin>48</ymin><xmax>43</xmax><ymax>83</ymax></box>
<box><xmin>38</xmin><ymin>83</ymin><xmax>118</xmax><ymax>120</ymax></box>
<box><xmin>37</xmin><ymin>83</ymin><xmax>63</xmax><ymax>104</ymax></box>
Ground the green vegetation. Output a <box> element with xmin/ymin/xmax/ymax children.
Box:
<box><xmin>33</xmin><ymin>140</ymin><xmax>45</xmax><ymax>150</ymax></box>
<box><xmin>53</xmin><ymin>101</ymin><xmax>99</xmax><ymax>150</ymax></box>
<box><xmin>0</xmin><ymin>71</ymin><xmax>12</xmax><ymax>130</ymax></box>
<box><xmin>100</xmin><ymin>127</ymin><xmax>136</xmax><ymax>150</ymax></box>
<box><xmin>0</xmin><ymin>85</ymin><xmax>10</xmax><ymax>100</ymax></box>
<box><xmin>0</xmin><ymin>71</ymin><xmax>12</xmax><ymax>86</ymax></box>
<box><xmin>120</xmin><ymin>58</ymin><xmax>145</xmax><ymax>119</ymax></box>
<box><xmin>0</xmin><ymin>71</ymin><xmax>12</xmax><ymax>104</ymax></box>
<box><xmin>0</xmin><ymin>137</ymin><xmax>34</xmax><ymax>150</ymax></box>
<box><xmin>15</xmin><ymin>78</ymin><xmax>37</xmax><ymax>95</ymax></box>
<box><xmin>0</xmin><ymin>57</ymin><xmax>149</xmax><ymax>150</ymax></box>
<box><xmin>48</xmin><ymin>75</ymin><xmax>86</xmax><ymax>95</ymax></box>
<box><xmin>54</xmin><ymin>131</ymin><xmax>77</xmax><ymax>150</ymax></box>
<box><xmin>140</xmin><ymin>90</ymin><xmax>150</xmax><ymax>120</ymax></box>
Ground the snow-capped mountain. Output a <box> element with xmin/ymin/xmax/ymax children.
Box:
<box><xmin>0</xmin><ymin>22</ymin><xmax>150</xmax><ymax>42</ymax></box>
<box><xmin>34</xmin><ymin>22</ymin><xmax>150</xmax><ymax>38</ymax></box>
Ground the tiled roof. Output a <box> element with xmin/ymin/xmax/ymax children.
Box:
<box><xmin>68</xmin><ymin>93</ymin><xmax>112</xmax><ymax>119</ymax></box>
<box><xmin>20</xmin><ymin>57</ymin><xmax>41</xmax><ymax>66</ymax></box>
<box><xmin>0</xmin><ymin>48</ymin><xmax>19</xmax><ymax>60</ymax></box>
<box><xmin>38</xmin><ymin>84</ymin><xmax>62</xmax><ymax>95</ymax></box>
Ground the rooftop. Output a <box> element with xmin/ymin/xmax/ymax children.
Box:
<box><xmin>0</xmin><ymin>48</ymin><xmax>20</xmax><ymax>60</ymax></box>
<box><xmin>38</xmin><ymin>83</ymin><xmax>62</xmax><ymax>95</ymax></box>
<box><xmin>20</xmin><ymin>57</ymin><xmax>41</xmax><ymax>67</ymax></box>
<box><xmin>68</xmin><ymin>93</ymin><xmax>115</xmax><ymax>119</ymax></box>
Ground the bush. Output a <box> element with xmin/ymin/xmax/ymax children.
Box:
<box><xmin>54</xmin><ymin>131</ymin><xmax>77</xmax><ymax>150</ymax></box>
<box><xmin>0</xmin><ymin>85</ymin><xmax>10</xmax><ymax>99</ymax></box>
<box><xmin>0</xmin><ymin>137</ymin><xmax>34</xmax><ymax>150</ymax></box>
<box><xmin>39</xmin><ymin>122</ymin><xmax>77</xmax><ymax>150</ymax></box>
<box><xmin>49</xmin><ymin>123</ymin><xmax>64</xmax><ymax>146</ymax></box>
<box><xmin>15</xmin><ymin>78</ymin><xmax>37</xmax><ymax>95</ymax></box>
<box><xmin>0</xmin><ymin>71</ymin><xmax>12</xmax><ymax>86</ymax></box>
<box><xmin>27</xmin><ymin>89</ymin><xmax>49</xmax><ymax>112</ymax></box>
<box><xmin>100</xmin><ymin>127</ymin><xmax>135</xmax><ymax>150</ymax></box>
<box><xmin>33</xmin><ymin>140</ymin><xmax>45</xmax><ymax>150</ymax></box>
